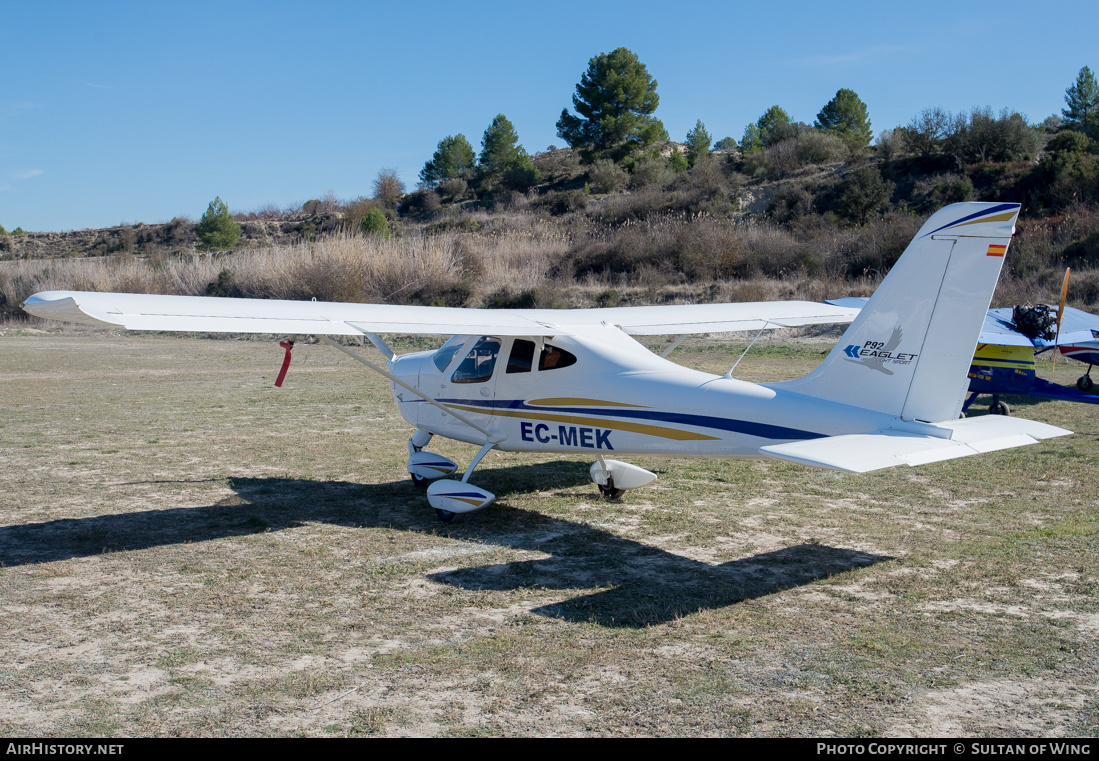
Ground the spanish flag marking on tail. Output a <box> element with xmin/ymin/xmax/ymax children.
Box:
<box><xmin>986</xmin><ymin>244</ymin><xmax>1007</xmax><ymax>257</ymax></box>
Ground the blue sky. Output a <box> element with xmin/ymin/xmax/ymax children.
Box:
<box><xmin>3</xmin><ymin>0</ymin><xmax>1096</xmax><ymax>232</ymax></box>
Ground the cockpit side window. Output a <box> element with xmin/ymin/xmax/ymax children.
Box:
<box><xmin>538</xmin><ymin>344</ymin><xmax>577</xmax><ymax>371</ymax></box>
<box><xmin>451</xmin><ymin>336</ymin><xmax>502</xmax><ymax>384</ymax></box>
<box><xmin>506</xmin><ymin>339</ymin><xmax>535</xmax><ymax>374</ymax></box>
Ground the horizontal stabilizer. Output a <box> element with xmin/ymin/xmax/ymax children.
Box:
<box><xmin>760</xmin><ymin>415</ymin><xmax>1069</xmax><ymax>472</ymax></box>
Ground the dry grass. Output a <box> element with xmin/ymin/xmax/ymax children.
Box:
<box><xmin>0</xmin><ymin>330</ymin><xmax>1097</xmax><ymax>737</ymax></box>
<box><xmin>4</xmin><ymin>202</ymin><xmax>1098</xmax><ymax>320</ymax></box>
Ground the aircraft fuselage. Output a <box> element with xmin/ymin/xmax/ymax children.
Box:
<box><xmin>388</xmin><ymin>329</ymin><xmax>893</xmax><ymax>460</ymax></box>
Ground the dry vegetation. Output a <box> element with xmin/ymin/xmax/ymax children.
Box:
<box><xmin>1</xmin><ymin>331</ymin><xmax>1096</xmax><ymax>737</ymax></box>
<box><xmin>4</xmin><ymin>199</ymin><xmax>1099</xmax><ymax>322</ymax></box>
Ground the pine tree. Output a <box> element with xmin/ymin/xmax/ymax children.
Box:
<box><xmin>195</xmin><ymin>196</ymin><xmax>241</xmax><ymax>251</ymax></box>
<box><xmin>815</xmin><ymin>89</ymin><xmax>872</xmax><ymax>147</ymax></box>
<box><xmin>740</xmin><ymin>123</ymin><xmax>764</xmax><ymax>154</ymax></box>
<box><xmin>685</xmin><ymin>119</ymin><xmax>712</xmax><ymax>166</ymax></box>
<box><xmin>757</xmin><ymin>106</ymin><xmax>793</xmax><ymax>147</ymax></box>
<box><xmin>480</xmin><ymin>114</ymin><xmax>522</xmax><ymax>174</ymax></box>
<box><xmin>1063</xmin><ymin>66</ymin><xmax>1099</xmax><ymax>138</ymax></box>
<box><xmin>419</xmin><ymin>135</ymin><xmax>476</xmax><ymax>188</ymax></box>
<box><xmin>556</xmin><ymin>47</ymin><xmax>667</xmax><ymax>161</ymax></box>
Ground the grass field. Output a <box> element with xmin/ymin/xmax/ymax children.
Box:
<box><xmin>1</xmin><ymin>329</ymin><xmax>1096</xmax><ymax>737</ymax></box>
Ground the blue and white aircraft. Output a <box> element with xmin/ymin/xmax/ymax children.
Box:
<box><xmin>832</xmin><ymin>283</ymin><xmax>1099</xmax><ymax>415</ymax></box>
<box><xmin>22</xmin><ymin>203</ymin><xmax>1070</xmax><ymax>521</ymax></box>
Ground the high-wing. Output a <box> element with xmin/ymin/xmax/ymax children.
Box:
<box><xmin>21</xmin><ymin>290</ymin><xmax>860</xmax><ymax>337</ymax></box>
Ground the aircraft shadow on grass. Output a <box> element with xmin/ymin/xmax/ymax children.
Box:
<box><xmin>1</xmin><ymin>462</ymin><xmax>890</xmax><ymax>628</ymax></box>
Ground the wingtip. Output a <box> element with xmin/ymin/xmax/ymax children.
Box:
<box><xmin>21</xmin><ymin>291</ymin><xmax>119</xmax><ymax>327</ymax></box>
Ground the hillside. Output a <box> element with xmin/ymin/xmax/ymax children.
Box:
<box><xmin>3</xmin><ymin>129</ymin><xmax>1098</xmax><ymax>321</ymax></box>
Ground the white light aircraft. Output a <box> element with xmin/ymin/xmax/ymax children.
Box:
<box><xmin>22</xmin><ymin>202</ymin><xmax>1071</xmax><ymax>522</ymax></box>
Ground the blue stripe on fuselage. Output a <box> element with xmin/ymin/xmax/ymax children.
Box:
<box><xmin>437</xmin><ymin>398</ymin><xmax>826</xmax><ymax>441</ymax></box>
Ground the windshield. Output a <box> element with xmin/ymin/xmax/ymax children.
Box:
<box><xmin>432</xmin><ymin>336</ymin><xmax>466</xmax><ymax>373</ymax></box>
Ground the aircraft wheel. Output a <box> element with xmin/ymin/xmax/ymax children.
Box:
<box><xmin>1077</xmin><ymin>375</ymin><xmax>1093</xmax><ymax>392</ymax></box>
<box><xmin>598</xmin><ymin>483</ymin><xmax>625</xmax><ymax>500</ymax></box>
<box><xmin>411</xmin><ymin>472</ymin><xmax>431</xmax><ymax>489</ymax></box>
<box><xmin>435</xmin><ymin>508</ymin><xmax>456</xmax><ymax>523</ymax></box>
<box><xmin>989</xmin><ymin>401</ymin><xmax>1011</xmax><ymax>416</ymax></box>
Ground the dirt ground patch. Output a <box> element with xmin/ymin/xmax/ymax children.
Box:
<box><xmin>1</xmin><ymin>331</ymin><xmax>1096</xmax><ymax>736</ymax></box>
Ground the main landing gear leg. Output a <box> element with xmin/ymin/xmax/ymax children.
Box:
<box><xmin>961</xmin><ymin>391</ymin><xmax>980</xmax><ymax>417</ymax></box>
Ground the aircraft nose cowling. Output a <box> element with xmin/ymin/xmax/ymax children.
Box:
<box><xmin>389</xmin><ymin>353</ymin><xmax>426</xmax><ymax>388</ymax></box>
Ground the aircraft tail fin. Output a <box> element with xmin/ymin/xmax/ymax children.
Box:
<box><xmin>776</xmin><ymin>202</ymin><xmax>1021</xmax><ymax>423</ymax></box>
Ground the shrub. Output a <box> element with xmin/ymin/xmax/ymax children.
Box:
<box><xmin>676</xmin><ymin>221</ymin><xmax>753</xmax><ymax>280</ymax></box>
<box><xmin>341</xmin><ymin>197</ymin><xmax>376</xmax><ymax>232</ymax></box>
<box><xmin>588</xmin><ymin>158</ymin><xmax>629</xmax><ymax>193</ymax></box>
<box><xmin>399</xmin><ymin>189</ymin><xmax>442</xmax><ymax>218</ymax></box>
<box><xmin>740</xmin><ymin>149</ymin><xmax>770</xmax><ymax>178</ymax></box>
<box><xmin>437</xmin><ymin>177</ymin><xmax>468</xmax><ymax>200</ymax></box>
<box><xmin>681</xmin><ymin>155</ymin><xmax>728</xmax><ymax>200</ymax></box>
<box><xmin>769</xmin><ymin>183</ymin><xmax>816</xmax><ymax>222</ymax></box>
<box><xmin>796</xmin><ymin>130</ymin><xmax>848</xmax><ymax>165</ymax></box>
<box><xmin>360</xmin><ymin>207</ymin><xmax>390</xmax><ymax>239</ymax></box>
<box><xmin>835</xmin><ymin>166</ymin><xmax>894</xmax><ymax>225</ymax></box>
<box><xmin>765</xmin><ymin>139</ymin><xmax>800</xmax><ymax>174</ymax></box>
<box><xmin>545</xmin><ymin>189</ymin><xmax>588</xmax><ymax>215</ymax></box>
<box><xmin>629</xmin><ymin>156</ymin><xmax>674</xmax><ymax>189</ymax></box>
<box><xmin>205</xmin><ymin>268</ymin><xmax>242</xmax><ymax>297</ymax></box>
<box><xmin>595</xmin><ymin>289</ymin><xmax>621</xmax><ymax>307</ymax></box>
<box><xmin>373</xmin><ymin>168</ymin><xmax>405</xmax><ymax>209</ymax></box>
<box><xmin>500</xmin><ymin>164</ymin><xmax>539</xmax><ymax>193</ymax></box>
<box><xmin>163</xmin><ymin>217</ymin><xmax>193</xmax><ymax>247</ymax></box>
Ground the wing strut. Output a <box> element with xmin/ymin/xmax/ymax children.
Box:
<box><xmin>725</xmin><ymin>324</ymin><xmax>770</xmax><ymax>378</ymax></box>
<box><xmin>659</xmin><ymin>335</ymin><xmax>687</xmax><ymax>358</ymax></box>
<box><xmin>316</xmin><ymin>336</ymin><xmax>504</xmax><ymax>442</ymax></box>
